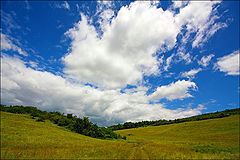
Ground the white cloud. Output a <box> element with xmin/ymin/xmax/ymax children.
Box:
<box><xmin>98</xmin><ymin>9</ymin><xmax>114</xmax><ymax>32</ymax></box>
<box><xmin>197</xmin><ymin>104</ymin><xmax>207</xmax><ymax>110</ymax></box>
<box><xmin>172</xmin><ymin>1</ymin><xmax>188</xmax><ymax>9</ymax></box>
<box><xmin>198</xmin><ymin>54</ymin><xmax>215</xmax><ymax>67</ymax></box>
<box><xmin>63</xmin><ymin>2</ymin><xmax>180</xmax><ymax>89</ymax></box>
<box><xmin>55</xmin><ymin>1</ymin><xmax>70</xmax><ymax>10</ymax></box>
<box><xmin>180</xmin><ymin>68</ymin><xmax>202</xmax><ymax>79</ymax></box>
<box><xmin>174</xmin><ymin>1</ymin><xmax>225</xmax><ymax>48</ymax></box>
<box><xmin>1</xmin><ymin>33</ymin><xmax>28</xmax><ymax>56</ymax></box>
<box><xmin>63</xmin><ymin>1</ymin><xmax>70</xmax><ymax>10</ymax></box>
<box><xmin>62</xmin><ymin>1</ymin><xmax>223</xmax><ymax>89</ymax></box>
<box><xmin>175</xmin><ymin>1</ymin><xmax>218</xmax><ymax>31</ymax></box>
<box><xmin>164</xmin><ymin>54</ymin><xmax>175</xmax><ymax>71</ymax></box>
<box><xmin>1</xmin><ymin>33</ymin><xmax>12</xmax><ymax>50</ymax></box>
<box><xmin>192</xmin><ymin>21</ymin><xmax>228</xmax><ymax>48</ymax></box>
<box><xmin>1</xmin><ymin>1</ymin><xmax>227</xmax><ymax>126</ymax></box>
<box><xmin>28</xmin><ymin>61</ymin><xmax>38</xmax><ymax>68</ymax></box>
<box><xmin>1</xmin><ymin>11</ymin><xmax>21</xmax><ymax>34</ymax></box>
<box><xmin>97</xmin><ymin>0</ymin><xmax>114</xmax><ymax>9</ymax></box>
<box><xmin>95</xmin><ymin>0</ymin><xmax>115</xmax><ymax>19</ymax></box>
<box><xmin>1</xmin><ymin>55</ymin><xmax>202</xmax><ymax>126</ymax></box>
<box><xmin>150</xmin><ymin>80</ymin><xmax>197</xmax><ymax>101</ymax></box>
<box><xmin>176</xmin><ymin>52</ymin><xmax>192</xmax><ymax>64</ymax></box>
<box><xmin>215</xmin><ymin>50</ymin><xmax>240</xmax><ymax>75</ymax></box>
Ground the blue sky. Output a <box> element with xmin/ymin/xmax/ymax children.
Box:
<box><xmin>1</xmin><ymin>1</ymin><xmax>239</xmax><ymax>126</ymax></box>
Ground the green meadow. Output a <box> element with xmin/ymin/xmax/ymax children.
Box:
<box><xmin>116</xmin><ymin>115</ymin><xmax>240</xmax><ymax>159</ymax></box>
<box><xmin>1</xmin><ymin>111</ymin><xmax>239</xmax><ymax>159</ymax></box>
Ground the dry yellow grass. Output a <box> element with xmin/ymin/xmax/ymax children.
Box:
<box><xmin>1</xmin><ymin>111</ymin><xmax>239</xmax><ymax>159</ymax></box>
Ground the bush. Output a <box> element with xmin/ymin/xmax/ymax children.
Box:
<box><xmin>36</xmin><ymin>117</ymin><xmax>45</xmax><ymax>122</ymax></box>
<box><xmin>67</xmin><ymin>114</ymin><xmax>73</xmax><ymax>119</ymax></box>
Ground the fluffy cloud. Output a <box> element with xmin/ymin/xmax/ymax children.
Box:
<box><xmin>1</xmin><ymin>1</ymin><xmax>227</xmax><ymax>126</ymax></box>
<box><xmin>150</xmin><ymin>80</ymin><xmax>197</xmax><ymax>101</ymax></box>
<box><xmin>63</xmin><ymin>2</ymin><xmax>179</xmax><ymax>89</ymax></box>
<box><xmin>63</xmin><ymin>1</ymin><xmax>221</xmax><ymax>89</ymax></box>
<box><xmin>215</xmin><ymin>50</ymin><xmax>240</xmax><ymax>75</ymax></box>
<box><xmin>180</xmin><ymin>68</ymin><xmax>202</xmax><ymax>79</ymax></box>
<box><xmin>198</xmin><ymin>54</ymin><xmax>215</xmax><ymax>67</ymax></box>
<box><xmin>1</xmin><ymin>55</ymin><xmax>202</xmax><ymax>126</ymax></box>
<box><xmin>1</xmin><ymin>33</ymin><xmax>28</xmax><ymax>56</ymax></box>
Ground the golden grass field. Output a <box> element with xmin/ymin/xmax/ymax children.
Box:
<box><xmin>1</xmin><ymin>111</ymin><xmax>239</xmax><ymax>159</ymax></box>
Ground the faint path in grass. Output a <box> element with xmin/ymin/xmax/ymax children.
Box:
<box><xmin>127</xmin><ymin>139</ymin><xmax>154</xmax><ymax>159</ymax></box>
<box><xmin>129</xmin><ymin>144</ymin><xmax>149</xmax><ymax>159</ymax></box>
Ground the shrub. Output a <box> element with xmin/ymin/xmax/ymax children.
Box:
<box><xmin>36</xmin><ymin>117</ymin><xmax>45</xmax><ymax>122</ymax></box>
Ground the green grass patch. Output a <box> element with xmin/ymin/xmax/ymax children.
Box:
<box><xmin>192</xmin><ymin>145</ymin><xmax>233</xmax><ymax>154</ymax></box>
<box><xmin>116</xmin><ymin>115</ymin><xmax>240</xmax><ymax>159</ymax></box>
<box><xmin>1</xmin><ymin>111</ymin><xmax>239</xmax><ymax>159</ymax></box>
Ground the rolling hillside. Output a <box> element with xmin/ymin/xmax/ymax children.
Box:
<box><xmin>0</xmin><ymin>112</ymin><xmax>132</xmax><ymax>159</ymax></box>
<box><xmin>116</xmin><ymin>115</ymin><xmax>240</xmax><ymax>159</ymax></box>
<box><xmin>1</xmin><ymin>111</ymin><xmax>239</xmax><ymax>159</ymax></box>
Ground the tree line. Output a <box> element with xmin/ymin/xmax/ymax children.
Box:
<box><xmin>108</xmin><ymin>108</ymin><xmax>240</xmax><ymax>130</ymax></box>
<box><xmin>0</xmin><ymin>104</ymin><xmax>126</xmax><ymax>140</ymax></box>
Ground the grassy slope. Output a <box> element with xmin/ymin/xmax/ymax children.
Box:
<box><xmin>1</xmin><ymin>111</ymin><xmax>239</xmax><ymax>159</ymax></box>
<box><xmin>0</xmin><ymin>112</ymin><xmax>133</xmax><ymax>159</ymax></box>
<box><xmin>116</xmin><ymin>115</ymin><xmax>240</xmax><ymax>159</ymax></box>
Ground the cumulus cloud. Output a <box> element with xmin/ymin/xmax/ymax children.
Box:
<box><xmin>1</xmin><ymin>55</ymin><xmax>203</xmax><ymax>126</ymax></box>
<box><xmin>180</xmin><ymin>68</ymin><xmax>202</xmax><ymax>79</ymax></box>
<box><xmin>150</xmin><ymin>80</ymin><xmax>197</xmax><ymax>101</ymax></box>
<box><xmin>198</xmin><ymin>54</ymin><xmax>215</xmax><ymax>67</ymax></box>
<box><xmin>1</xmin><ymin>1</ymin><xmax>227</xmax><ymax>126</ymax></box>
<box><xmin>63</xmin><ymin>2</ymin><xmax>180</xmax><ymax>89</ymax></box>
<box><xmin>215</xmin><ymin>50</ymin><xmax>240</xmax><ymax>75</ymax></box>
<box><xmin>1</xmin><ymin>33</ymin><xmax>28</xmax><ymax>56</ymax></box>
<box><xmin>63</xmin><ymin>1</ymin><xmax>221</xmax><ymax>89</ymax></box>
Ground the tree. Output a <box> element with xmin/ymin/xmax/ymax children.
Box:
<box><xmin>67</xmin><ymin>113</ymin><xmax>73</xmax><ymax>119</ymax></box>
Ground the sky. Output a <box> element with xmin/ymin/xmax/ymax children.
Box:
<box><xmin>1</xmin><ymin>0</ymin><xmax>239</xmax><ymax>126</ymax></box>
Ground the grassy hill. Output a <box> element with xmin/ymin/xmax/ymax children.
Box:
<box><xmin>0</xmin><ymin>112</ymin><xmax>132</xmax><ymax>159</ymax></box>
<box><xmin>1</xmin><ymin>111</ymin><xmax>239</xmax><ymax>159</ymax></box>
<box><xmin>116</xmin><ymin>115</ymin><xmax>240</xmax><ymax>159</ymax></box>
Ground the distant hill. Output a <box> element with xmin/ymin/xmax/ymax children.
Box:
<box><xmin>108</xmin><ymin>108</ymin><xmax>240</xmax><ymax>130</ymax></box>
<box><xmin>1</xmin><ymin>111</ymin><xmax>239</xmax><ymax>159</ymax></box>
